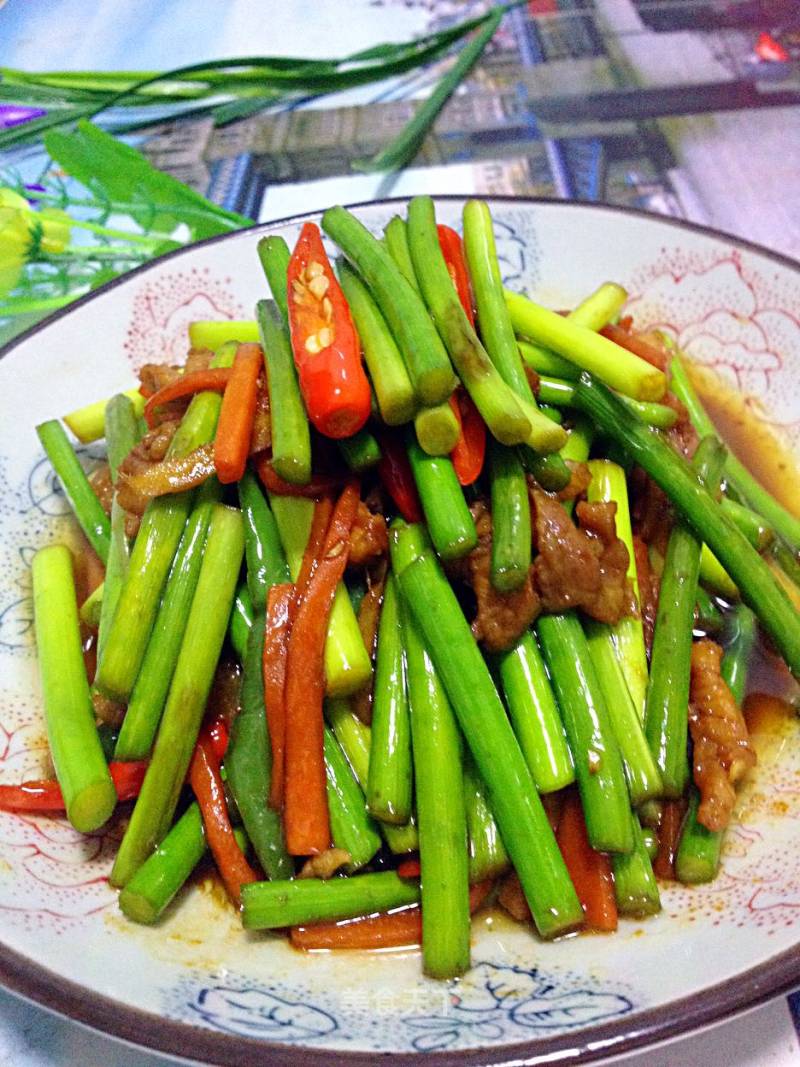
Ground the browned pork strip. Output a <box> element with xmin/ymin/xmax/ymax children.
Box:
<box><xmin>348</xmin><ymin>500</ymin><xmax>389</xmax><ymax>567</ymax></box>
<box><xmin>575</xmin><ymin>501</ymin><xmax>636</xmax><ymax>623</ymax></box>
<box><xmin>89</xmin><ymin>464</ymin><xmax>114</xmax><ymax>516</ymax></box>
<box><xmin>555</xmin><ymin>461</ymin><xmax>591</xmax><ymax>503</ymax></box>
<box><xmin>531</xmin><ymin>493</ymin><xmax>635</xmax><ymax>624</ymax></box>
<box><xmin>498</xmin><ymin>870</ymin><xmax>531</xmax><ymax>923</ymax></box>
<box><xmin>464</xmin><ymin>502</ymin><xmax>541</xmax><ymax>653</ymax></box>
<box><xmin>689</xmin><ymin>639</ymin><xmax>756</xmax><ymax>833</ymax></box>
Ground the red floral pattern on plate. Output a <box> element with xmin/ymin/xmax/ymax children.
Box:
<box><xmin>625</xmin><ymin>247</ymin><xmax>800</xmax><ymax>450</ymax></box>
<box><xmin>123</xmin><ymin>268</ymin><xmax>245</xmax><ymax>371</ymax></box>
<box><xmin>0</xmin><ymin>697</ymin><xmax>119</xmax><ymax>931</ymax></box>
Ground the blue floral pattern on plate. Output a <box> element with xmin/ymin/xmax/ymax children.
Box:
<box><xmin>166</xmin><ymin>960</ymin><xmax>634</xmax><ymax>1053</ymax></box>
<box><xmin>0</xmin><ymin>446</ymin><xmax>103</xmax><ymax>654</ymax></box>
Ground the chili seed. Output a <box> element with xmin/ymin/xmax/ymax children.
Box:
<box><xmin>308</xmin><ymin>275</ymin><xmax>330</xmax><ymax>300</ymax></box>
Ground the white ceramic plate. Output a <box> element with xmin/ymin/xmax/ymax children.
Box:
<box><xmin>0</xmin><ymin>198</ymin><xmax>798</xmax><ymax>1067</ymax></box>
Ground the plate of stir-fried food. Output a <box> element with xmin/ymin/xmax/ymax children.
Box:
<box><xmin>0</xmin><ymin>196</ymin><xmax>798</xmax><ymax>1066</ymax></box>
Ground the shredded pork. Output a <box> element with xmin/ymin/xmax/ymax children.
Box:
<box><xmin>299</xmin><ymin>848</ymin><xmax>351</xmax><ymax>880</ymax></box>
<box><xmin>348</xmin><ymin>500</ymin><xmax>389</xmax><ymax>567</ymax></box>
<box><xmin>689</xmin><ymin>639</ymin><xmax>756</xmax><ymax>832</ymax></box>
<box><xmin>462</xmin><ymin>502</ymin><xmax>540</xmax><ymax>653</ymax></box>
<box><xmin>532</xmin><ymin>493</ymin><xmax>635</xmax><ymax>624</ymax></box>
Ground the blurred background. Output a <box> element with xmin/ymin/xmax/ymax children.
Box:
<box><xmin>3</xmin><ymin>0</ymin><xmax>800</xmax><ymax>253</ymax></box>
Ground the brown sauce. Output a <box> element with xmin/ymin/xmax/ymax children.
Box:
<box><xmin>689</xmin><ymin>363</ymin><xmax>800</xmax><ymax>518</ymax></box>
<box><xmin>683</xmin><ymin>363</ymin><xmax>800</xmax><ymax>712</ymax></box>
<box><xmin>743</xmin><ymin>691</ymin><xmax>797</xmax><ymax>737</ymax></box>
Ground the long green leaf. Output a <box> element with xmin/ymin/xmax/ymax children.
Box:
<box><xmin>0</xmin><ymin>8</ymin><xmax>502</xmax><ymax>150</ymax></box>
<box><xmin>43</xmin><ymin>121</ymin><xmax>251</xmax><ymax>238</ymax></box>
<box><xmin>355</xmin><ymin>11</ymin><xmax>503</xmax><ymax>174</ymax></box>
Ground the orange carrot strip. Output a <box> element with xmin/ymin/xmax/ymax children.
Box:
<box><xmin>143</xmin><ymin>368</ymin><xmax>232</xmax><ymax>428</ymax></box>
<box><xmin>284</xmin><ymin>480</ymin><xmax>360</xmax><ymax>855</ymax></box>
<box><xmin>556</xmin><ymin>791</ymin><xmax>617</xmax><ymax>932</ymax></box>
<box><xmin>266</xmin><ymin>495</ymin><xmax>332</xmax><ymax>809</ymax></box>
<box><xmin>600</xmin><ymin>323</ymin><xmax>667</xmax><ymax>371</ymax></box>
<box><xmin>264</xmin><ymin>582</ymin><xmax>293</xmax><ymax>810</ymax></box>
<box><xmin>292</xmin><ymin>496</ymin><xmax>334</xmax><ymax>621</ymax></box>
<box><xmin>290</xmin><ymin>880</ymin><xmax>493</xmax><ymax>950</ymax></box>
<box><xmin>291</xmin><ymin>904</ymin><xmax>422</xmax><ymax>950</ymax></box>
<box><xmin>189</xmin><ymin>728</ymin><xmax>258</xmax><ymax>904</ymax></box>
<box><xmin>213</xmin><ymin>343</ymin><xmax>262</xmax><ymax>485</ymax></box>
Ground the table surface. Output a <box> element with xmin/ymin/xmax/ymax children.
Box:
<box><xmin>1</xmin><ymin>0</ymin><xmax>799</xmax><ymax>1063</ymax></box>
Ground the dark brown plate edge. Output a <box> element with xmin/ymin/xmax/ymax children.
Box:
<box><xmin>0</xmin><ymin>195</ymin><xmax>798</xmax><ymax>1066</ymax></box>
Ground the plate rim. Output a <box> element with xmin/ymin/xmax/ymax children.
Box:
<box><xmin>1</xmin><ymin>195</ymin><xmax>798</xmax><ymax>1065</ymax></box>
<box><xmin>2</xmin><ymin>194</ymin><xmax>800</xmax><ymax>367</ymax></box>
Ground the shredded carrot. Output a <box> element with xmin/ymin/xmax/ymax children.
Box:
<box><xmin>214</xmin><ymin>343</ymin><xmax>262</xmax><ymax>485</ymax></box>
<box><xmin>143</xmin><ymin>368</ymin><xmax>231</xmax><ymax>428</ymax></box>
<box><xmin>189</xmin><ymin>727</ymin><xmax>258</xmax><ymax>904</ymax></box>
<box><xmin>653</xmin><ymin>798</ymin><xmax>687</xmax><ymax>881</ymax></box>
<box><xmin>283</xmin><ymin>480</ymin><xmax>360</xmax><ymax>855</ymax></box>
<box><xmin>254</xmin><ymin>455</ymin><xmax>340</xmax><ymax>499</ymax></box>
<box><xmin>600</xmin><ymin>323</ymin><xmax>667</xmax><ymax>371</ymax></box>
<box><xmin>264</xmin><ymin>582</ymin><xmax>293</xmax><ymax>810</ymax></box>
<box><xmin>556</xmin><ymin>791</ymin><xmax>617</xmax><ymax>932</ymax></box>
<box><xmin>291</xmin><ymin>904</ymin><xmax>422</xmax><ymax>950</ymax></box>
<box><xmin>290</xmin><ymin>880</ymin><xmax>493</xmax><ymax>950</ymax></box>
<box><xmin>292</xmin><ymin>496</ymin><xmax>334</xmax><ymax>620</ymax></box>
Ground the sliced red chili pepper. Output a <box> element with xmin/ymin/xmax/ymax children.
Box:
<box><xmin>396</xmin><ymin>857</ymin><xmax>421</xmax><ymax>879</ymax></box>
<box><xmin>376</xmin><ymin>431</ymin><xmax>423</xmax><ymax>523</ymax></box>
<box><xmin>287</xmin><ymin>222</ymin><xmax>371</xmax><ymax>439</ymax></box>
<box><xmin>437</xmin><ymin>224</ymin><xmax>475</xmax><ymax>326</ymax></box>
<box><xmin>0</xmin><ymin>761</ymin><xmax>147</xmax><ymax>813</ymax></box>
<box><xmin>435</xmin><ymin>227</ymin><xmax>486</xmax><ymax>483</ymax></box>
<box><xmin>448</xmin><ymin>389</ymin><xmax>486</xmax><ymax>486</ymax></box>
<box><xmin>206</xmin><ymin>713</ymin><xmax>230</xmax><ymax>764</ymax></box>
<box><xmin>143</xmin><ymin>368</ymin><xmax>231</xmax><ymax>428</ymax></box>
